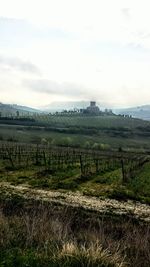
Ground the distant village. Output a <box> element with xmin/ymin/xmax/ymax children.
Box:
<box><xmin>0</xmin><ymin>101</ymin><xmax>132</xmax><ymax>118</ymax></box>
<box><xmin>53</xmin><ymin>101</ymin><xmax>114</xmax><ymax>116</ymax></box>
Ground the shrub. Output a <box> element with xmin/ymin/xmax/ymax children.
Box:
<box><xmin>55</xmin><ymin>242</ymin><xmax>126</xmax><ymax>267</ymax></box>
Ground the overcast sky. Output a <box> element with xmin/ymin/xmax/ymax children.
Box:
<box><xmin>1</xmin><ymin>0</ymin><xmax>150</xmax><ymax>108</ymax></box>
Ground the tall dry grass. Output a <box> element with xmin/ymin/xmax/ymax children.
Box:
<box><xmin>0</xmin><ymin>200</ymin><xmax>149</xmax><ymax>266</ymax></box>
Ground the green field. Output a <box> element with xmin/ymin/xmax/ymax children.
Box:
<box><xmin>1</xmin><ymin>113</ymin><xmax>150</xmax><ymax>150</ymax></box>
<box><xmin>34</xmin><ymin>114</ymin><xmax>150</xmax><ymax>128</ymax></box>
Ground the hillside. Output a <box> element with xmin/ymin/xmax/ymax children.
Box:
<box><xmin>1</xmin><ymin>107</ymin><xmax>150</xmax><ymax>267</ymax></box>
<box><xmin>41</xmin><ymin>102</ymin><xmax>150</xmax><ymax>121</ymax></box>
<box><xmin>1</xmin><ymin>112</ymin><xmax>150</xmax><ymax>150</ymax></box>
<box><xmin>114</xmin><ymin>105</ymin><xmax>150</xmax><ymax>121</ymax></box>
<box><xmin>0</xmin><ymin>102</ymin><xmax>41</xmax><ymax>116</ymax></box>
<box><xmin>40</xmin><ymin>101</ymin><xmax>103</xmax><ymax>112</ymax></box>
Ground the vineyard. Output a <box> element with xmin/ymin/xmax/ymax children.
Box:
<box><xmin>1</xmin><ymin>137</ymin><xmax>150</xmax><ymax>267</ymax></box>
<box><xmin>1</xmin><ymin>113</ymin><xmax>150</xmax><ymax>129</ymax></box>
<box><xmin>1</xmin><ymin>113</ymin><xmax>150</xmax><ymax>203</ymax></box>
<box><xmin>0</xmin><ymin>142</ymin><xmax>149</xmax><ymax>185</ymax></box>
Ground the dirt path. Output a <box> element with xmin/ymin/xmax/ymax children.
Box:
<box><xmin>1</xmin><ymin>182</ymin><xmax>150</xmax><ymax>222</ymax></box>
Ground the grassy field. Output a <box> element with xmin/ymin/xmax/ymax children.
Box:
<box><xmin>0</xmin><ymin>114</ymin><xmax>150</xmax><ymax>266</ymax></box>
<box><xmin>1</xmin><ymin>114</ymin><xmax>150</xmax><ymax>150</ymax></box>
<box><xmin>0</xmin><ymin>125</ymin><xmax>149</xmax><ymax>150</ymax></box>
<box><xmin>33</xmin><ymin>114</ymin><xmax>150</xmax><ymax>128</ymax></box>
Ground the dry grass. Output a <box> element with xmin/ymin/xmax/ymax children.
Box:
<box><xmin>57</xmin><ymin>241</ymin><xmax>125</xmax><ymax>267</ymax></box>
<box><xmin>0</xmin><ymin>198</ymin><xmax>150</xmax><ymax>267</ymax></box>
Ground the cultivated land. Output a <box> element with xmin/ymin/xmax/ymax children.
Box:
<box><xmin>0</xmin><ymin>113</ymin><xmax>150</xmax><ymax>266</ymax></box>
<box><xmin>1</xmin><ymin>114</ymin><xmax>150</xmax><ymax>149</ymax></box>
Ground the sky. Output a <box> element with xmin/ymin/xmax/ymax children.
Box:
<box><xmin>1</xmin><ymin>0</ymin><xmax>150</xmax><ymax>108</ymax></box>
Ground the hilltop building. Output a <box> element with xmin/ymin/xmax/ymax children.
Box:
<box><xmin>86</xmin><ymin>101</ymin><xmax>100</xmax><ymax>114</ymax></box>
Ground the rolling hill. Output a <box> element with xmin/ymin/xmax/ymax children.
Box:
<box><xmin>114</xmin><ymin>105</ymin><xmax>150</xmax><ymax>121</ymax></box>
<box><xmin>0</xmin><ymin>102</ymin><xmax>42</xmax><ymax>116</ymax></box>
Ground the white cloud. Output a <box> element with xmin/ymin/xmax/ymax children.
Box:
<box><xmin>1</xmin><ymin>0</ymin><xmax>150</xmax><ymax>107</ymax></box>
<box><xmin>0</xmin><ymin>55</ymin><xmax>41</xmax><ymax>74</ymax></box>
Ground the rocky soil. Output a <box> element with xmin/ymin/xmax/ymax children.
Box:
<box><xmin>1</xmin><ymin>182</ymin><xmax>150</xmax><ymax>222</ymax></box>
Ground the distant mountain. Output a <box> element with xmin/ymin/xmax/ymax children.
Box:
<box><xmin>114</xmin><ymin>105</ymin><xmax>150</xmax><ymax>121</ymax></box>
<box><xmin>41</xmin><ymin>101</ymin><xmax>103</xmax><ymax>112</ymax></box>
<box><xmin>11</xmin><ymin>104</ymin><xmax>42</xmax><ymax>113</ymax></box>
<box><xmin>0</xmin><ymin>103</ymin><xmax>42</xmax><ymax>116</ymax></box>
